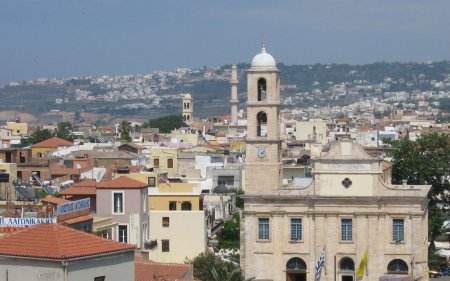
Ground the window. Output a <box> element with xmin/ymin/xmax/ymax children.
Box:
<box><xmin>257</xmin><ymin>78</ymin><xmax>267</xmax><ymax>101</ymax></box>
<box><xmin>169</xmin><ymin>201</ymin><xmax>177</xmax><ymax>211</ymax></box>
<box><xmin>148</xmin><ymin>177</ymin><xmax>156</xmax><ymax>187</ymax></box>
<box><xmin>162</xmin><ymin>217</ymin><xmax>169</xmax><ymax>227</ymax></box>
<box><xmin>387</xmin><ymin>259</ymin><xmax>408</xmax><ymax>274</ymax></box>
<box><xmin>167</xmin><ymin>158</ymin><xmax>173</xmax><ymax>168</ymax></box>
<box><xmin>393</xmin><ymin>219</ymin><xmax>404</xmax><ymax>242</ymax></box>
<box><xmin>181</xmin><ymin>201</ymin><xmax>192</xmax><ymax>211</ymax></box>
<box><xmin>113</xmin><ymin>192</ymin><xmax>124</xmax><ymax>213</ymax></box>
<box><xmin>217</xmin><ymin>176</ymin><xmax>234</xmax><ymax>186</ymax></box>
<box><xmin>162</xmin><ymin>239</ymin><xmax>170</xmax><ymax>252</ymax></box>
<box><xmin>256</xmin><ymin>111</ymin><xmax>267</xmax><ymax>137</ymax></box>
<box><xmin>94</xmin><ymin>277</ymin><xmax>105</xmax><ymax>281</ymax></box>
<box><xmin>341</xmin><ymin>219</ymin><xmax>352</xmax><ymax>241</ymax></box>
<box><xmin>258</xmin><ymin>218</ymin><xmax>270</xmax><ymax>240</ymax></box>
<box><xmin>290</xmin><ymin>218</ymin><xmax>302</xmax><ymax>241</ymax></box>
<box><xmin>118</xmin><ymin>225</ymin><xmax>127</xmax><ymax>243</ymax></box>
<box><xmin>153</xmin><ymin>158</ymin><xmax>159</xmax><ymax>167</ymax></box>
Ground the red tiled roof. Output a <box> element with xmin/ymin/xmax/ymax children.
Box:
<box><xmin>0</xmin><ymin>224</ymin><xmax>134</xmax><ymax>260</ymax></box>
<box><xmin>59</xmin><ymin>180</ymin><xmax>97</xmax><ymax>196</ymax></box>
<box><xmin>32</xmin><ymin>137</ymin><xmax>74</xmax><ymax>148</ymax></box>
<box><xmin>97</xmin><ymin>176</ymin><xmax>148</xmax><ymax>190</ymax></box>
<box><xmin>63</xmin><ymin>215</ymin><xmax>93</xmax><ymax>225</ymax></box>
<box><xmin>59</xmin><ymin>186</ymin><xmax>96</xmax><ymax>196</ymax></box>
<box><xmin>41</xmin><ymin>195</ymin><xmax>71</xmax><ymax>205</ymax></box>
<box><xmin>135</xmin><ymin>256</ymin><xmax>193</xmax><ymax>281</ymax></box>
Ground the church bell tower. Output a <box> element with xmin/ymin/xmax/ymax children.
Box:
<box><xmin>245</xmin><ymin>45</ymin><xmax>282</xmax><ymax>193</ymax></box>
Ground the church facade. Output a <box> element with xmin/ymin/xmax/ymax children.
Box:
<box><xmin>241</xmin><ymin>47</ymin><xmax>431</xmax><ymax>281</ymax></box>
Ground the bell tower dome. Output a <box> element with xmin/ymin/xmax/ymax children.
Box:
<box><xmin>245</xmin><ymin>45</ymin><xmax>282</xmax><ymax>193</ymax></box>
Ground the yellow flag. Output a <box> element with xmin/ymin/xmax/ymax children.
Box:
<box><xmin>355</xmin><ymin>250</ymin><xmax>368</xmax><ymax>279</ymax></box>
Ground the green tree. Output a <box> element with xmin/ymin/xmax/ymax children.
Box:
<box><xmin>217</xmin><ymin>212</ymin><xmax>240</xmax><ymax>249</ymax></box>
<box><xmin>188</xmin><ymin>252</ymin><xmax>251</xmax><ymax>281</ymax></box>
<box><xmin>118</xmin><ymin>120</ymin><xmax>131</xmax><ymax>141</ymax></box>
<box><xmin>143</xmin><ymin>115</ymin><xmax>187</xmax><ymax>133</ymax></box>
<box><xmin>385</xmin><ymin>133</ymin><xmax>450</xmax><ymax>249</ymax></box>
<box><xmin>20</xmin><ymin>128</ymin><xmax>54</xmax><ymax>147</ymax></box>
<box><xmin>55</xmin><ymin>121</ymin><xmax>74</xmax><ymax>141</ymax></box>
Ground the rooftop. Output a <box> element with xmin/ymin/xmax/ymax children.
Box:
<box><xmin>0</xmin><ymin>224</ymin><xmax>134</xmax><ymax>260</ymax></box>
<box><xmin>135</xmin><ymin>256</ymin><xmax>193</xmax><ymax>281</ymax></box>
<box><xmin>97</xmin><ymin>176</ymin><xmax>148</xmax><ymax>190</ymax></box>
<box><xmin>32</xmin><ymin>137</ymin><xmax>74</xmax><ymax>148</ymax></box>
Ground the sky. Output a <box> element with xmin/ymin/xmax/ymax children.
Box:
<box><xmin>1</xmin><ymin>0</ymin><xmax>450</xmax><ymax>83</ymax></box>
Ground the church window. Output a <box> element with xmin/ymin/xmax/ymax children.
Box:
<box><xmin>257</xmin><ymin>111</ymin><xmax>267</xmax><ymax>137</ymax></box>
<box><xmin>342</xmin><ymin>178</ymin><xmax>352</xmax><ymax>188</ymax></box>
<box><xmin>257</xmin><ymin>78</ymin><xmax>267</xmax><ymax>101</ymax></box>
<box><xmin>387</xmin><ymin>259</ymin><xmax>408</xmax><ymax>274</ymax></box>
<box><xmin>258</xmin><ymin>218</ymin><xmax>270</xmax><ymax>240</ymax></box>
<box><xmin>286</xmin><ymin>257</ymin><xmax>306</xmax><ymax>270</ymax></box>
<box><xmin>393</xmin><ymin>219</ymin><xmax>404</xmax><ymax>242</ymax></box>
<box><xmin>339</xmin><ymin>257</ymin><xmax>355</xmax><ymax>271</ymax></box>
<box><xmin>290</xmin><ymin>218</ymin><xmax>302</xmax><ymax>241</ymax></box>
<box><xmin>341</xmin><ymin>219</ymin><xmax>352</xmax><ymax>241</ymax></box>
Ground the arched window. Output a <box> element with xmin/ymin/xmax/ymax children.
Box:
<box><xmin>387</xmin><ymin>259</ymin><xmax>408</xmax><ymax>274</ymax></box>
<box><xmin>183</xmin><ymin>115</ymin><xmax>187</xmax><ymax>121</ymax></box>
<box><xmin>257</xmin><ymin>78</ymin><xmax>267</xmax><ymax>101</ymax></box>
<box><xmin>187</xmin><ymin>103</ymin><xmax>190</xmax><ymax>109</ymax></box>
<box><xmin>184</xmin><ymin>103</ymin><xmax>187</xmax><ymax>109</ymax></box>
<box><xmin>339</xmin><ymin>257</ymin><xmax>355</xmax><ymax>271</ymax></box>
<box><xmin>286</xmin><ymin>257</ymin><xmax>307</xmax><ymax>271</ymax></box>
<box><xmin>257</xmin><ymin>111</ymin><xmax>267</xmax><ymax>137</ymax></box>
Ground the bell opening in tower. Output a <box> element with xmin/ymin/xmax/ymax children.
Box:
<box><xmin>257</xmin><ymin>111</ymin><xmax>267</xmax><ymax>137</ymax></box>
<box><xmin>257</xmin><ymin>78</ymin><xmax>267</xmax><ymax>101</ymax></box>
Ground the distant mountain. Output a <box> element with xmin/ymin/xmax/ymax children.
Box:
<box><xmin>0</xmin><ymin>61</ymin><xmax>449</xmax><ymax>124</ymax></box>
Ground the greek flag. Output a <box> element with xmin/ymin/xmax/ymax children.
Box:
<box><xmin>315</xmin><ymin>247</ymin><xmax>325</xmax><ymax>281</ymax></box>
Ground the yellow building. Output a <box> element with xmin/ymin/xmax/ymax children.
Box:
<box><xmin>31</xmin><ymin>137</ymin><xmax>73</xmax><ymax>157</ymax></box>
<box><xmin>146</xmin><ymin>182</ymin><xmax>206</xmax><ymax>263</ymax></box>
<box><xmin>171</xmin><ymin>129</ymin><xmax>199</xmax><ymax>146</ymax></box>
<box><xmin>148</xmin><ymin>183</ymin><xmax>202</xmax><ymax>211</ymax></box>
<box><xmin>5</xmin><ymin>122</ymin><xmax>28</xmax><ymax>137</ymax></box>
<box><xmin>149</xmin><ymin>147</ymin><xmax>178</xmax><ymax>177</ymax></box>
<box><xmin>0</xmin><ymin>162</ymin><xmax>17</xmax><ymax>200</ymax></box>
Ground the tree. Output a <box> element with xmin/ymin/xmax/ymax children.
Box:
<box><xmin>55</xmin><ymin>121</ymin><xmax>74</xmax><ymax>141</ymax></box>
<box><xmin>188</xmin><ymin>252</ymin><xmax>252</xmax><ymax>281</ymax></box>
<box><xmin>20</xmin><ymin>128</ymin><xmax>54</xmax><ymax>147</ymax></box>
<box><xmin>118</xmin><ymin>120</ymin><xmax>131</xmax><ymax>141</ymax></box>
<box><xmin>143</xmin><ymin>115</ymin><xmax>187</xmax><ymax>133</ymax></box>
<box><xmin>217</xmin><ymin>212</ymin><xmax>240</xmax><ymax>250</ymax></box>
<box><xmin>385</xmin><ymin>133</ymin><xmax>450</xmax><ymax>249</ymax></box>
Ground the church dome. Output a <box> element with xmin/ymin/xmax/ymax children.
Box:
<box><xmin>212</xmin><ymin>184</ymin><xmax>230</xmax><ymax>194</ymax></box>
<box><xmin>251</xmin><ymin>45</ymin><xmax>277</xmax><ymax>69</ymax></box>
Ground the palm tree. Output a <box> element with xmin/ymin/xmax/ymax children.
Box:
<box><xmin>211</xmin><ymin>267</ymin><xmax>254</xmax><ymax>281</ymax></box>
<box><xmin>118</xmin><ymin>120</ymin><xmax>131</xmax><ymax>141</ymax></box>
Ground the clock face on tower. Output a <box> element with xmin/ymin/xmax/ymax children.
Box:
<box><xmin>257</xmin><ymin>148</ymin><xmax>267</xmax><ymax>158</ymax></box>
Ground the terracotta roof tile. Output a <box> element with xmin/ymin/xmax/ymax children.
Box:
<box><xmin>0</xmin><ymin>224</ymin><xmax>134</xmax><ymax>260</ymax></box>
<box><xmin>98</xmin><ymin>176</ymin><xmax>148</xmax><ymax>190</ymax></box>
<box><xmin>32</xmin><ymin>137</ymin><xmax>74</xmax><ymax>148</ymax></box>
<box><xmin>41</xmin><ymin>196</ymin><xmax>71</xmax><ymax>205</ymax></box>
<box><xmin>59</xmin><ymin>180</ymin><xmax>97</xmax><ymax>196</ymax></box>
<box><xmin>135</xmin><ymin>256</ymin><xmax>193</xmax><ymax>281</ymax></box>
<box><xmin>59</xmin><ymin>186</ymin><xmax>96</xmax><ymax>196</ymax></box>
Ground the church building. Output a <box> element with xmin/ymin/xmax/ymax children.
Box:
<box><xmin>240</xmin><ymin>46</ymin><xmax>431</xmax><ymax>281</ymax></box>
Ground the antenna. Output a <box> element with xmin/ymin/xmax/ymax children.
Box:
<box><xmin>261</xmin><ymin>33</ymin><xmax>265</xmax><ymax>49</ymax></box>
